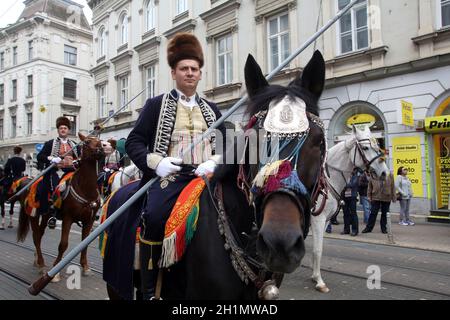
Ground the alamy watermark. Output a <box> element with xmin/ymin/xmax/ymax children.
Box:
<box><xmin>366</xmin><ymin>265</ymin><xmax>381</xmax><ymax>290</ymax></box>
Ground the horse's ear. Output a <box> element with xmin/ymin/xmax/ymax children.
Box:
<box><xmin>244</xmin><ymin>54</ymin><xmax>269</xmax><ymax>98</ymax></box>
<box><xmin>78</xmin><ymin>132</ymin><xmax>86</xmax><ymax>141</ymax></box>
<box><xmin>352</xmin><ymin>124</ymin><xmax>359</xmax><ymax>136</ymax></box>
<box><xmin>291</xmin><ymin>50</ymin><xmax>325</xmax><ymax>100</ymax></box>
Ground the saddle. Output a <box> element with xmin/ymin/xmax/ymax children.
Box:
<box><xmin>51</xmin><ymin>172</ymin><xmax>75</xmax><ymax>209</ymax></box>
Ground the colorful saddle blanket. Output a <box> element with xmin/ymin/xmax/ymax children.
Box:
<box><xmin>159</xmin><ymin>177</ymin><xmax>206</xmax><ymax>268</ymax></box>
<box><xmin>51</xmin><ymin>172</ymin><xmax>75</xmax><ymax>209</ymax></box>
<box><xmin>24</xmin><ymin>177</ymin><xmax>44</xmax><ymax>217</ymax></box>
<box><xmin>8</xmin><ymin>177</ymin><xmax>31</xmax><ymax>196</ymax></box>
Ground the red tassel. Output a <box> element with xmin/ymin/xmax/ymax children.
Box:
<box><xmin>265</xmin><ymin>176</ymin><xmax>281</xmax><ymax>193</ymax></box>
<box><xmin>245</xmin><ymin>116</ymin><xmax>258</xmax><ymax>130</ymax></box>
<box><xmin>276</xmin><ymin>160</ymin><xmax>292</xmax><ymax>180</ymax></box>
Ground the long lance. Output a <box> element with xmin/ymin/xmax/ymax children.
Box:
<box><xmin>28</xmin><ymin>0</ymin><xmax>360</xmax><ymax>295</ymax></box>
<box><xmin>7</xmin><ymin>87</ymin><xmax>147</xmax><ymax>202</ymax></box>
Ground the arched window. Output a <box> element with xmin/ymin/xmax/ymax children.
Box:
<box><xmin>146</xmin><ymin>0</ymin><xmax>156</xmax><ymax>31</ymax></box>
<box><xmin>120</xmin><ymin>13</ymin><xmax>128</xmax><ymax>45</ymax></box>
<box><xmin>98</xmin><ymin>27</ymin><xmax>106</xmax><ymax>57</ymax></box>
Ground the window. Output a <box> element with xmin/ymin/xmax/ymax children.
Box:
<box><xmin>0</xmin><ymin>118</ymin><xmax>3</xmax><ymax>140</ymax></box>
<box><xmin>99</xmin><ymin>28</ymin><xmax>106</xmax><ymax>57</ymax></box>
<box><xmin>64</xmin><ymin>45</ymin><xmax>77</xmax><ymax>65</ymax></box>
<box><xmin>64</xmin><ymin>114</ymin><xmax>77</xmax><ymax>135</ymax></box>
<box><xmin>119</xmin><ymin>75</ymin><xmax>129</xmax><ymax>110</ymax></box>
<box><xmin>11</xmin><ymin>115</ymin><xmax>16</xmax><ymax>138</ymax></box>
<box><xmin>146</xmin><ymin>65</ymin><xmax>156</xmax><ymax>99</ymax></box>
<box><xmin>338</xmin><ymin>0</ymin><xmax>368</xmax><ymax>54</ymax></box>
<box><xmin>63</xmin><ymin>78</ymin><xmax>77</xmax><ymax>99</ymax></box>
<box><xmin>176</xmin><ymin>0</ymin><xmax>188</xmax><ymax>15</ymax></box>
<box><xmin>442</xmin><ymin>0</ymin><xmax>450</xmax><ymax>27</ymax></box>
<box><xmin>27</xmin><ymin>113</ymin><xmax>32</xmax><ymax>135</ymax></box>
<box><xmin>13</xmin><ymin>47</ymin><xmax>18</xmax><ymax>66</ymax></box>
<box><xmin>98</xmin><ymin>85</ymin><xmax>107</xmax><ymax>118</ymax></box>
<box><xmin>0</xmin><ymin>52</ymin><xmax>4</xmax><ymax>70</ymax></box>
<box><xmin>268</xmin><ymin>13</ymin><xmax>290</xmax><ymax>71</ymax></box>
<box><xmin>27</xmin><ymin>75</ymin><xmax>33</xmax><ymax>97</ymax></box>
<box><xmin>120</xmin><ymin>13</ymin><xmax>128</xmax><ymax>45</ymax></box>
<box><xmin>216</xmin><ymin>35</ymin><xmax>233</xmax><ymax>86</ymax></box>
<box><xmin>11</xmin><ymin>80</ymin><xmax>17</xmax><ymax>101</ymax></box>
<box><xmin>146</xmin><ymin>1</ymin><xmax>156</xmax><ymax>31</ymax></box>
<box><xmin>28</xmin><ymin>40</ymin><xmax>33</xmax><ymax>60</ymax></box>
<box><xmin>0</xmin><ymin>84</ymin><xmax>4</xmax><ymax>105</ymax></box>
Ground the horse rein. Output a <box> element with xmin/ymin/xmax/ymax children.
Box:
<box><xmin>203</xmin><ymin>177</ymin><xmax>282</xmax><ymax>297</ymax></box>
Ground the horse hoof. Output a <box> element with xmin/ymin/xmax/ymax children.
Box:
<box><xmin>82</xmin><ymin>268</ymin><xmax>93</xmax><ymax>277</ymax></box>
<box><xmin>315</xmin><ymin>285</ymin><xmax>330</xmax><ymax>293</ymax></box>
<box><xmin>51</xmin><ymin>273</ymin><xmax>61</xmax><ymax>283</ymax></box>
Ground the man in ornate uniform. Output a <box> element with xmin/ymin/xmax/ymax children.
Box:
<box><xmin>99</xmin><ymin>138</ymin><xmax>124</xmax><ymax>195</ymax></box>
<box><xmin>37</xmin><ymin>116</ymin><xmax>79</xmax><ymax>229</ymax></box>
<box><xmin>1</xmin><ymin>146</ymin><xmax>26</xmax><ymax>229</ymax></box>
<box><xmin>125</xmin><ymin>33</ymin><xmax>225</xmax><ymax>299</ymax></box>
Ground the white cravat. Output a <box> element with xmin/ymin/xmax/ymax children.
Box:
<box><xmin>176</xmin><ymin>89</ymin><xmax>197</xmax><ymax>109</ymax></box>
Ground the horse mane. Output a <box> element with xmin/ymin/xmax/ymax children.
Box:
<box><xmin>246</xmin><ymin>84</ymin><xmax>320</xmax><ymax>117</ymax></box>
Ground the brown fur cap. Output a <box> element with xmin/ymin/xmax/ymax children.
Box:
<box><xmin>167</xmin><ymin>32</ymin><xmax>204</xmax><ymax>69</ymax></box>
<box><xmin>56</xmin><ymin>116</ymin><xmax>71</xmax><ymax>129</ymax></box>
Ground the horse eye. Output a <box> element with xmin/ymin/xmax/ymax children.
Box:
<box><xmin>362</xmin><ymin>146</ymin><xmax>369</xmax><ymax>151</ymax></box>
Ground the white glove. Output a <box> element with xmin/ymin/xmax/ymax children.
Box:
<box><xmin>155</xmin><ymin>157</ymin><xmax>182</xmax><ymax>178</ymax></box>
<box><xmin>195</xmin><ymin>160</ymin><xmax>217</xmax><ymax>177</ymax></box>
<box><xmin>50</xmin><ymin>157</ymin><xmax>62</xmax><ymax>164</ymax></box>
<box><xmin>104</xmin><ymin>168</ymin><xmax>111</xmax><ymax>173</ymax></box>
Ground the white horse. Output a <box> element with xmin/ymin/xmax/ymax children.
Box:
<box><xmin>310</xmin><ymin>125</ymin><xmax>389</xmax><ymax>292</ymax></box>
<box><xmin>110</xmin><ymin>163</ymin><xmax>142</xmax><ymax>193</ymax></box>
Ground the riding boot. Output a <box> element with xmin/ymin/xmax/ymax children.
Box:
<box><xmin>139</xmin><ymin>241</ymin><xmax>162</xmax><ymax>300</ymax></box>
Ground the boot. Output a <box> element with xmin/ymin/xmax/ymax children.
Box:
<box><xmin>139</xmin><ymin>242</ymin><xmax>162</xmax><ymax>300</ymax></box>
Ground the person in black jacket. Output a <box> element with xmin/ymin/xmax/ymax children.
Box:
<box><xmin>123</xmin><ymin>33</ymin><xmax>225</xmax><ymax>300</ymax></box>
<box><xmin>1</xmin><ymin>146</ymin><xmax>26</xmax><ymax>229</ymax></box>
<box><xmin>358</xmin><ymin>169</ymin><xmax>371</xmax><ymax>224</ymax></box>
<box><xmin>36</xmin><ymin>116</ymin><xmax>79</xmax><ymax>229</ymax></box>
<box><xmin>341</xmin><ymin>168</ymin><xmax>360</xmax><ymax>236</ymax></box>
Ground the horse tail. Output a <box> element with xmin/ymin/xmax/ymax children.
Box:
<box><xmin>17</xmin><ymin>205</ymin><xmax>30</xmax><ymax>242</ymax></box>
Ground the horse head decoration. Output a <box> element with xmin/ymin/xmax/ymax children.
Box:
<box><xmin>235</xmin><ymin>50</ymin><xmax>327</xmax><ymax>274</ymax></box>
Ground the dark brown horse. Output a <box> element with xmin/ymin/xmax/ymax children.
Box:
<box><xmin>17</xmin><ymin>133</ymin><xmax>104</xmax><ymax>279</ymax></box>
<box><xmin>103</xmin><ymin>51</ymin><xmax>327</xmax><ymax>299</ymax></box>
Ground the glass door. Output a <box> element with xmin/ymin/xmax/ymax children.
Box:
<box><xmin>434</xmin><ymin>133</ymin><xmax>450</xmax><ymax>209</ymax></box>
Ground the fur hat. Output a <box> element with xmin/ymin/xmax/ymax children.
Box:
<box><xmin>167</xmin><ymin>32</ymin><xmax>204</xmax><ymax>69</ymax></box>
<box><xmin>56</xmin><ymin>116</ymin><xmax>71</xmax><ymax>129</ymax></box>
<box><xmin>13</xmin><ymin>146</ymin><xmax>22</xmax><ymax>154</ymax></box>
<box><xmin>107</xmin><ymin>139</ymin><xmax>117</xmax><ymax>150</ymax></box>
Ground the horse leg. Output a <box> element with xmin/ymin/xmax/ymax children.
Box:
<box><xmin>8</xmin><ymin>200</ymin><xmax>14</xmax><ymax>228</ymax></box>
<box><xmin>0</xmin><ymin>199</ymin><xmax>4</xmax><ymax>230</ymax></box>
<box><xmin>30</xmin><ymin>216</ymin><xmax>46</xmax><ymax>273</ymax></box>
<box><xmin>52</xmin><ymin>216</ymin><xmax>72</xmax><ymax>283</ymax></box>
<box><xmin>80</xmin><ymin>221</ymin><xmax>94</xmax><ymax>276</ymax></box>
<box><xmin>310</xmin><ymin>213</ymin><xmax>329</xmax><ymax>293</ymax></box>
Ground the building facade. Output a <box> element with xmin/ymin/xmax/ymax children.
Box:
<box><xmin>0</xmin><ymin>0</ymin><xmax>94</xmax><ymax>176</ymax></box>
<box><xmin>87</xmin><ymin>0</ymin><xmax>450</xmax><ymax>218</ymax></box>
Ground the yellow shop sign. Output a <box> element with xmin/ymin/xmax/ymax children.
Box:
<box><xmin>346</xmin><ymin>114</ymin><xmax>376</xmax><ymax>129</ymax></box>
<box><xmin>425</xmin><ymin>115</ymin><xmax>450</xmax><ymax>133</ymax></box>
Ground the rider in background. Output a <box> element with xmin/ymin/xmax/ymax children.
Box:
<box><xmin>101</xmin><ymin>138</ymin><xmax>124</xmax><ymax>196</ymax></box>
<box><xmin>37</xmin><ymin>116</ymin><xmax>79</xmax><ymax>229</ymax></box>
<box><xmin>1</xmin><ymin>146</ymin><xmax>26</xmax><ymax>229</ymax></box>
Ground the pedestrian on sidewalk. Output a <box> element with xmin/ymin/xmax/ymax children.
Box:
<box><xmin>358</xmin><ymin>169</ymin><xmax>371</xmax><ymax>224</ymax></box>
<box><xmin>341</xmin><ymin>168</ymin><xmax>359</xmax><ymax>236</ymax></box>
<box><xmin>362</xmin><ymin>171</ymin><xmax>396</xmax><ymax>234</ymax></box>
<box><xmin>395</xmin><ymin>166</ymin><xmax>414</xmax><ymax>226</ymax></box>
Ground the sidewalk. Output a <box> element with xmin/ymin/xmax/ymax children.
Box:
<box><xmin>324</xmin><ymin>212</ymin><xmax>450</xmax><ymax>254</ymax></box>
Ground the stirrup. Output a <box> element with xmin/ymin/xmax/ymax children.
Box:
<box><xmin>47</xmin><ymin>217</ymin><xmax>57</xmax><ymax>229</ymax></box>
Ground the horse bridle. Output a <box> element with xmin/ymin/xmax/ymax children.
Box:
<box><xmin>352</xmin><ymin>138</ymin><xmax>384</xmax><ymax>170</ymax></box>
